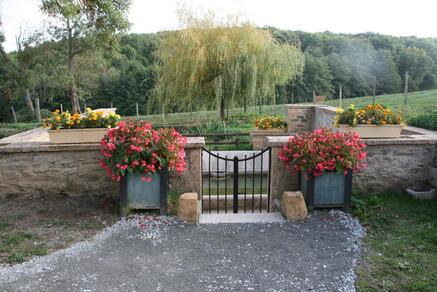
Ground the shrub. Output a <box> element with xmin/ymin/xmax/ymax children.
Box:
<box><xmin>100</xmin><ymin>119</ymin><xmax>187</xmax><ymax>182</ymax></box>
<box><xmin>335</xmin><ymin>103</ymin><xmax>401</xmax><ymax>126</ymax></box>
<box><xmin>408</xmin><ymin>111</ymin><xmax>437</xmax><ymax>131</ymax></box>
<box><xmin>278</xmin><ymin>128</ymin><xmax>367</xmax><ymax>177</ymax></box>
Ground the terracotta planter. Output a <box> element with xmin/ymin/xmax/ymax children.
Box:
<box><xmin>254</xmin><ymin>128</ymin><xmax>287</xmax><ymax>133</ymax></box>
<box><xmin>48</xmin><ymin>128</ymin><xmax>109</xmax><ymax>144</ymax></box>
<box><xmin>338</xmin><ymin>124</ymin><xmax>402</xmax><ymax>138</ymax></box>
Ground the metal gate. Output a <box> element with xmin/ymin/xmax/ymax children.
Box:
<box><xmin>201</xmin><ymin>147</ymin><xmax>271</xmax><ymax>214</ymax></box>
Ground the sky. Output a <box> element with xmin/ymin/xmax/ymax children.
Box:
<box><xmin>1</xmin><ymin>0</ymin><xmax>437</xmax><ymax>52</ymax></box>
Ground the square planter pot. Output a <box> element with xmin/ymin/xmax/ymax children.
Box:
<box><xmin>119</xmin><ymin>169</ymin><xmax>168</xmax><ymax>215</ymax></box>
<box><xmin>338</xmin><ymin>124</ymin><xmax>402</xmax><ymax>138</ymax></box>
<box><xmin>299</xmin><ymin>170</ymin><xmax>352</xmax><ymax>211</ymax></box>
<box><xmin>48</xmin><ymin>128</ymin><xmax>109</xmax><ymax>144</ymax></box>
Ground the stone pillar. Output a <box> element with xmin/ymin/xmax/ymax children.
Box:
<box><xmin>168</xmin><ymin>137</ymin><xmax>205</xmax><ymax>199</ymax></box>
<box><xmin>267</xmin><ymin>136</ymin><xmax>298</xmax><ymax>212</ymax></box>
<box><xmin>285</xmin><ymin>105</ymin><xmax>314</xmax><ymax>133</ymax></box>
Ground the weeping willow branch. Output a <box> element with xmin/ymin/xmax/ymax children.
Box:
<box><xmin>154</xmin><ymin>9</ymin><xmax>304</xmax><ymax>120</ymax></box>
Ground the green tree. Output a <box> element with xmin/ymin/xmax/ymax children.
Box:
<box><xmin>292</xmin><ymin>52</ymin><xmax>334</xmax><ymax>100</ymax></box>
<box><xmin>40</xmin><ymin>0</ymin><xmax>131</xmax><ymax>113</ymax></box>
<box><xmin>154</xmin><ymin>11</ymin><xmax>304</xmax><ymax>120</ymax></box>
<box><xmin>398</xmin><ymin>47</ymin><xmax>434</xmax><ymax>91</ymax></box>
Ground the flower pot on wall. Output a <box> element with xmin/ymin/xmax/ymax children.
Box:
<box><xmin>119</xmin><ymin>168</ymin><xmax>169</xmax><ymax>215</ymax></box>
<box><xmin>338</xmin><ymin>124</ymin><xmax>402</xmax><ymax>138</ymax></box>
<box><xmin>299</xmin><ymin>170</ymin><xmax>352</xmax><ymax>211</ymax></box>
<box><xmin>48</xmin><ymin>128</ymin><xmax>109</xmax><ymax>144</ymax></box>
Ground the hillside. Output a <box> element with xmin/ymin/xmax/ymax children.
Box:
<box><xmin>325</xmin><ymin>89</ymin><xmax>437</xmax><ymax>117</ymax></box>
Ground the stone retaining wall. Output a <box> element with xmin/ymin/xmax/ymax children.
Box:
<box><xmin>0</xmin><ymin>137</ymin><xmax>204</xmax><ymax>198</ymax></box>
<box><xmin>274</xmin><ymin>104</ymin><xmax>437</xmax><ymax>199</ymax></box>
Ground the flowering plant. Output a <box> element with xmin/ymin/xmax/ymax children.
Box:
<box><xmin>278</xmin><ymin>128</ymin><xmax>367</xmax><ymax>177</ymax></box>
<box><xmin>100</xmin><ymin>119</ymin><xmax>187</xmax><ymax>182</ymax></box>
<box><xmin>335</xmin><ymin>103</ymin><xmax>401</xmax><ymax>127</ymax></box>
<box><xmin>43</xmin><ymin>107</ymin><xmax>121</xmax><ymax>130</ymax></box>
<box><xmin>254</xmin><ymin>116</ymin><xmax>287</xmax><ymax>129</ymax></box>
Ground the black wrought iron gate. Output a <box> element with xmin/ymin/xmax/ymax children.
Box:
<box><xmin>201</xmin><ymin>147</ymin><xmax>271</xmax><ymax>214</ymax></box>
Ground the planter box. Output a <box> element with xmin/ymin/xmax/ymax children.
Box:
<box><xmin>254</xmin><ymin>128</ymin><xmax>287</xmax><ymax>133</ymax></box>
<box><xmin>119</xmin><ymin>170</ymin><xmax>168</xmax><ymax>215</ymax></box>
<box><xmin>48</xmin><ymin>128</ymin><xmax>109</xmax><ymax>144</ymax></box>
<box><xmin>338</xmin><ymin>124</ymin><xmax>402</xmax><ymax>138</ymax></box>
<box><xmin>299</xmin><ymin>170</ymin><xmax>352</xmax><ymax>211</ymax></box>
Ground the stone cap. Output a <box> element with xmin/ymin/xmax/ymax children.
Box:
<box><xmin>0</xmin><ymin>127</ymin><xmax>205</xmax><ymax>153</ymax></box>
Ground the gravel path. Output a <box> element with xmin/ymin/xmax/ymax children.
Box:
<box><xmin>0</xmin><ymin>211</ymin><xmax>364</xmax><ymax>291</ymax></box>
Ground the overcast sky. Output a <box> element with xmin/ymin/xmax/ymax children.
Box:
<box><xmin>1</xmin><ymin>0</ymin><xmax>437</xmax><ymax>52</ymax></box>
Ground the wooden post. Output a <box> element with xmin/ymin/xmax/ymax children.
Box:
<box><xmin>403</xmin><ymin>71</ymin><xmax>409</xmax><ymax>117</ymax></box>
<box><xmin>35</xmin><ymin>98</ymin><xmax>41</xmax><ymax>122</ymax></box>
<box><xmin>291</xmin><ymin>91</ymin><xmax>294</xmax><ymax>104</ymax></box>
<box><xmin>312</xmin><ymin>90</ymin><xmax>316</xmax><ymax>103</ymax></box>
<box><xmin>110</xmin><ymin>102</ymin><xmax>113</xmax><ymax>108</ymax></box>
<box><xmin>339</xmin><ymin>86</ymin><xmax>343</xmax><ymax>108</ymax></box>
<box><xmin>136</xmin><ymin>102</ymin><xmax>139</xmax><ymax>119</ymax></box>
<box><xmin>60</xmin><ymin>103</ymin><xmax>63</xmax><ymax>113</ymax></box>
<box><xmin>372</xmin><ymin>76</ymin><xmax>376</xmax><ymax>104</ymax></box>
<box><xmin>84</xmin><ymin>101</ymin><xmax>87</xmax><ymax>112</ymax></box>
<box><xmin>11</xmin><ymin>106</ymin><xmax>17</xmax><ymax>123</ymax></box>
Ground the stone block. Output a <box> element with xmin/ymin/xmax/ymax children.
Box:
<box><xmin>177</xmin><ymin>193</ymin><xmax>199</xmax><ymax>223</ymax></box>
<box><xmin>282</xmin><ymin>191</ymin><xmax>307</xmax><ymax>220</ymax></box>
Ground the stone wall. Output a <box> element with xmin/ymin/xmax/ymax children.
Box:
<box><xmin>313</xmin><ymin>106</ymin><xmax>337</xmax><ymax>129</ymax></box>
<box><xmin>0</xmin><ymin>138</ymin><xmax>204</xmax><ymax>198</ymax></box>
<box><xmin>354</xmin><ymin>140</ymin><xmax>437</xmax><ymax>194</ymax></box>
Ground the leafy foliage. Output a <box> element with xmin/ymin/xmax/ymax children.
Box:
<box><xmin>154</xmin><ymin>11</ymin><xmax>304</xmax><ymax>120</ymax></box>
<box><xmin>408</xmin><ymin>110</ymin><xmax>437</xmax><ymax>130</ymax></box>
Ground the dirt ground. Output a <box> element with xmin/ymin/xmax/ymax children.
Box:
<box><xmin>0</xmin><ymin>194</ymin><xmax>119</xmax><ymax>265</ymax></box>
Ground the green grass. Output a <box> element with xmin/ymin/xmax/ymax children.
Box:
<box><xmin>0</xmin><ymin>122</ymin><xmax>40</xmax><ymax>139</ymax></box>
<box><xmin>326</xmin><ymin>89</ymin><xmax>437</xmax><ymax>118</ymax></box>
<box><xmin>352</xmin><ymin>192</ymin><xmax>437</xmax><ymax>291</ymax></box>
<box><xmin>0</xmin><ymin>231</ymin><xmax>48</xmax><ymax>264</ymax></box>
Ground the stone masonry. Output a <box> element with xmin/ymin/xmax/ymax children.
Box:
<box><xmin>0</xmin><ymin>133</ymin><xmax>205</xmax><ymax>198</ymax></box>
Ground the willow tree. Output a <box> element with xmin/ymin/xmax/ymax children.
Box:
<box><xmin>154</xmin><ymin>11</ymin><xmax>304</xmax><ymax>120</ymax></box>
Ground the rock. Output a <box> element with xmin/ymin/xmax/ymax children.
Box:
<box><xmin>177</xmin><ymin>193</ymin><xmax>199</xmax><ymax>223</ymax></box>
<box><xmin>282</xmin><ymin>191</ymin><xmax>308</xmax><ymax>220</ymax></box>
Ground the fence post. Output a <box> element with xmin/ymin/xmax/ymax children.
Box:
<box><xmin>233</xmin><ymin>156</ymin><xmax>239</xmax><ymax>213</ymax></box>
<box><xmin>11</xmin><ymin>106</ymin><xmax>17</xmax><ymax>124</ymax></box>
<box><xmin>35</xmin><ymin>98</ymin><xmax>41</xmax><ymax>122</ymax></box>
<box><xmin>60</xmin><ymin>103</ymin><xmax>63</xmax><ymax>113</ymax></box>
<box><xmin>136</xmin><ymin>102</ymin><xmax>139</xmax><ymax>119</ymax></box>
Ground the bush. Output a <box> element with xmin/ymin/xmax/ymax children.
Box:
<box><xmin>408</xmin><ymin>111</ymin><xmax>437</xmax><ymax>131</ymax></box>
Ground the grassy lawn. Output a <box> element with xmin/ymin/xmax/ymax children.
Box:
<box><xmin>0</xmin><ymin>123</ymin><xmax>40</xmax><ymax>139</ymax></box>
<box><xmin>352</xmin><ymin>192</ymin><xmax>437</xmax><ymax>291</ymax></box>
<box><xmin>326</xmin><ymin>89</ymin><xmax>437</xmax><ymax>118</ymax></box>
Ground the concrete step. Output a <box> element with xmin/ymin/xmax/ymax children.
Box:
<box><xmin>201</xmin><ymin>194</ymin><xmax>269</xmax><ymax>212</ymax></box>
<box><xmin>199</xmin><ymin>212</ymin><xmax>285</xmax><ymax>224</ymax></box>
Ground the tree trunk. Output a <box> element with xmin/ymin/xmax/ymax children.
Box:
<box><xmin>69</xmin><ymin>82</ymin><xmax>81</xmax><ymax>114</ymax></box>
<box><xmin>220</xmin><ymin>96</ymin><xmax>225</xmax><ymax>121</ymax></box>
<box><xmin>25</xmin><ymin>89</ymin><xmax>34</xmax><ymax>114</ymax></box>
<box><xmin>67</xmin><ymin>18</ymin><xmax>80</xmax><ymax>114</ymax></box>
